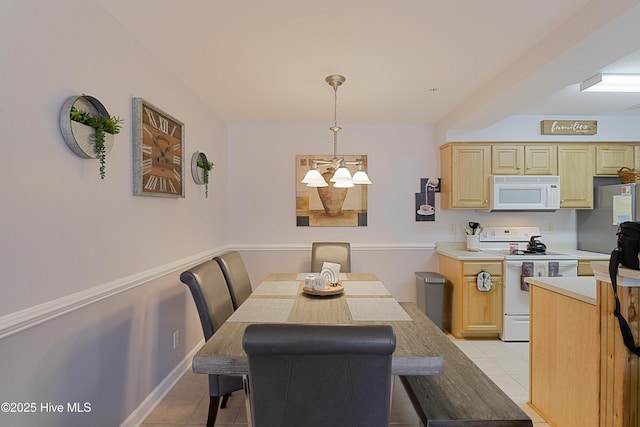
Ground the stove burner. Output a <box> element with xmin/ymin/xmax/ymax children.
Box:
<box><xmin>477</xmin><ymin>227</ymin><xmax>577</xmax><ymax>260</ymax></box>
<box><xmin>513</xmin><ymin>249</ymin><xmax>547</xmax><ymax>255</ymax></box>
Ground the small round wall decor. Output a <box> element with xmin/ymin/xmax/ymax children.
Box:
<box><xmin>60</xmin><ymin>95</ymin><xmax>122</xmax><ymax>179</ymax></box>
<box><xmin>60</xmin><ymin>95</ymin><xmax>114</xmax><ymax>159</ymax></box>
<box><xmin>191</xmin><ymin>151</ymin><xmax>214</xmax><ymax>197</ymax></box>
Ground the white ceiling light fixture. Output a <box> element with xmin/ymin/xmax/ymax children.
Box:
<box><xmin>580</xmin><ymin>73</ymin><xmax>640</xmax><ymax>92</ymax></box>
<box><xmin>301</xmin><ymin>75</ymin><xmax>371</xmax><ymax>188</ymax></box>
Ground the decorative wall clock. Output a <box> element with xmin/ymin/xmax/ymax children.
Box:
<box><xmin>132</xmin><ymin>98</ymin><xmax>185</xmax><ymax>197</ymax></box>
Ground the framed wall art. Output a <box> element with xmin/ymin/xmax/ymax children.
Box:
<box><xmin>296</xmin><ymin>154</ymin><xmax>368</xmax><ymax>227</ymax></box>
<box><xmin>416</xmin><ymin>177</ymin><xmax>440</xmax><ymax>221</ymax></box>
<box><xmin>132</xmin><ymin>98</ymin><xmax>185</xmax><ymax>197</ymax></box>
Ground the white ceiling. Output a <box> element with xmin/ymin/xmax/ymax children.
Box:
<box><xmin>98</xmin><ymin>0</ymin><xmax>640</xmax><ymax>133</ymax></box>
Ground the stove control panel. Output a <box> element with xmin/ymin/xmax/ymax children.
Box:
<box><xmin>479</xmin><ymin>227</ymin><xmax>542</xmax><ymax>243</ymax></box>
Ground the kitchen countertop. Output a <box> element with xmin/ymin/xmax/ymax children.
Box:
<box><xmin>550</xmin><ymin>248</ymin><xmax>610</xmax><ymax>261</ymax></box>
<box><xmin>592</xmin><ymin>261</ymin><xmax>640</xmax><ymax>287</ymax></box>
<box><xmin>436</xmin><ymin>242</ymin><xmax>504</xmax><ymax>261</ymax></box>
<box><xmin>436</xmin><ymin>242</ymin><xmax>610</xmax><ymax>262</ymax></box>
<box><xmin>524</xmin><ymin>276</ymin><xmax>596</xmax><ymax>305</ymax></box>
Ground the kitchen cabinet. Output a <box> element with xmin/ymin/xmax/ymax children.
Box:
<box><xmin>593</xmin><ymin>263</ymin><xmax>640</xmax><ymax>427</ymax></box>
<box><xmin>491</xmin><ymin>144</ymin><xmax>557</xmax><ymax>175</ymax></box>
<box><xmin>557</xmin><ymin>144</ymin><xmax>594</xmax><ymax>209</ymax></box>
<box><xmin>595</xmin><ymin>144</ymin><xmax>635</xmax><ymax>175</ymax></box>
<box><xmin>440</xmin><ymin>142</ymin><xmax>640</xmax><ymax>210</ymax></box>
<box><xmin>528</xmin><ymin>267</ymin><xmax>640</xmax><ymax>427</ymax></box>
<box><xmin>578</xmin><ymin>259</ymin><xmax>598</xmax><ymax>276</ymax></box>
<box><xmin>438</xmin><ymin>256</ymin><xmax>502</xmax><ymax>338</ymax></box>
<box><xmin>528</xmin><ymin>277</ymin><xmax>598</xmax><ymax>427</ymax></box>
<box><xmin>491</xmin><ymin>145</ymin><xmax>521</xmax><ymax>174</ymax></box>
<box><xmin>440</xmin><ymin>144</ymin><xmax>490</xmax><ymax>209</ymax></box>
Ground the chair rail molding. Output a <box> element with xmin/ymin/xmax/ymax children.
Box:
<box><xmin>0</xmin><ymin>242</ymin><xmax>437</xmax><ymax>340</ymax></box>
<box><xmin>0</xmin><ymin>246</ymin><xmax>230</xmax><ymax>340</ymax></box>
<box><xmin>233</xmin><ymin>242</ymin><xmax>437</xmax><ymax>251</ymax></box>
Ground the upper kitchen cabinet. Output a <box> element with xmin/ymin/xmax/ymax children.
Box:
<box><xmin>558</xmin><ymin>144</ymin><xmax>594</xmax><ymax>209</ymax></box>
<box><xmin>492</xmin><ymin>144</ymin><xmax>557</xmax><ymax>175</ymax></box>
<box><xmin>440</xmin><ymin>142</ymin><xmax>640</xmax><ymax>210</ymax></box>
<box><xmin>595</xmin><ymin>144</ymin><xmax>635</xmax><ymax>175</ymax></box>
<box><xmin>440</xmin><ymin>144</ymin><xmax>490</xmax><ymax>209</ymax></box>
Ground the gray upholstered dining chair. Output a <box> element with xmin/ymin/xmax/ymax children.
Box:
<box><xmin>242</xmin><ymin>323</ymin><xmax>396</xmax><ymax>427</ymax></box>
<box><xmin>214</xmin><ymin>251</ymin><xmax>252</xmax><ymax>310</ymax></box>
<box><xmin>180</xmin><ymin>260</ymin><xmax>244</xmax><ymax>427</ymax></box>
<box><xmin>310</xmin><ymin>241</ymin><xmax>351</xmax><ymax>273</ymax></box>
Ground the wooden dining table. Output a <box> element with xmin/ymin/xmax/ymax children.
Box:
<box><xmin>192</xmin><ymin>272</ymin><xmax>445</xmax><ymax>376</ymax></box>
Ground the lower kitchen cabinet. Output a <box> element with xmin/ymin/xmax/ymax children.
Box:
<box><xmin>462</xmin><ymin>274</ymin><xmax>503</xmax><ymax>334</ymax></box>
<box><xmin>578</xmin><ymin>259</ymin><xmax>598</xmax><ymax>276</ymax></box>
<box><xmin>528</xmin><ymin>277</ymin><xmax>598</xmax><ymax>427</ymax></box>
<box><xmin>439</xmin><ymin>256</ymin><xmax>503</xmax><ymax>338</ymax></box>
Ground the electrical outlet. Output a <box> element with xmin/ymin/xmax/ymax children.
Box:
<box><xmin>173</xmin><ymin>330</ymin><xmax>179</xmax><ymax>350</ymax></box>
<box><xmin>546</xmin><ymin>223</ymin><xmax>554</xmax><ymax>233</ymax></box>
<box><xmin>448</xmin><ymin>224</ymin><xmax>456</xmax><ymax>234</ymax></box>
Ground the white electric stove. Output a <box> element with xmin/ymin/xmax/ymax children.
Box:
<box><xmin>478</xmin><ymin>227</ymin><xmax>578</xmax><ymax>341</ymax></box>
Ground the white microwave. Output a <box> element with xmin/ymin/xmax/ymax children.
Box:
<box><xmin>487</xmin><ymin>175</ymin><xmax>561</xmax><ymax>211</ymax></box>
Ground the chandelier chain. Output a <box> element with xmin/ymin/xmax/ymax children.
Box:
<box><xmin>333</xmin><ymin>84</ymin><xmax>338</xmax><ymax>157</ymax></box>
<box><xmin>334</xmin><ymin>84</ymin><xmax>338</xmax><ymax>129</ymax></box>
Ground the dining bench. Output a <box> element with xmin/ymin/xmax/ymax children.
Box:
<box><xmin>398</xmin><ymin>303</ymin><xmax>533</xmax><ymax>427</ymax></box>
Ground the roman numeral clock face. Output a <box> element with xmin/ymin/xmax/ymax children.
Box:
<box><xmin>133</xmin><ymin>99</ymin><xmax>184</xmax><ymax>197</ymax></box>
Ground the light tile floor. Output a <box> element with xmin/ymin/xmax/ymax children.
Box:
<box><xmin>141</xmin><ymin>337</ymin><xmax>550</xmax><ymax>426</ymax></box>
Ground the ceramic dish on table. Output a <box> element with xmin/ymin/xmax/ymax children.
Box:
<box><xmin>302</xmin><ymin>283</ymin><xmax>344</xmax><ymax>296</ymax></box>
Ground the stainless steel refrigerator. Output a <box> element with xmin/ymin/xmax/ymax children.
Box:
<box><xmin>577</xmin><ymin>183</ymin><xmax>640</xmax><ymax>254</ymax></box>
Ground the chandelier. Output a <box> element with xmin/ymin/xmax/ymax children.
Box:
<box><xmin>301</xmin><ymin>75</ymin><xmax>372</xmax><ymax>188</ymax></box>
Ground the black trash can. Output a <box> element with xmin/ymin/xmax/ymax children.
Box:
<box><xmin>415</xmin><ymin>272</ymin><xmax>451</xmax><ymax>332</ymax></box>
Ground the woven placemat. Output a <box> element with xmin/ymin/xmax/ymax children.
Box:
<box><xmin>346</xmin><ymin>298</ymin><xmax>411</xmax><ymax>321</ymax></box>
<box><xmin>252</xmin><ymin>281</ymin><xmax>301</xmax><ymax>296</ymax></box>
<box><xmin>226</xmin><ymin>299</ymin><xmax>295</xmax><ymax>323</ymax></box>
<box><xmin>343</xmin><ymin>281</ymin><xmax>390</xmax><ymax>296</ymax></box>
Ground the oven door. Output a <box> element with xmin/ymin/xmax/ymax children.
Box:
<box><xmin>502</xmin><ymin>259</ymin><xmax>577</xmax><ymax>341</ymax></box>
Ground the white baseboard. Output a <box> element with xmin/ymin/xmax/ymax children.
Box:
<box><xmin>120</xmin><ymin>339</ymin><xmax>205</xmax><ymax>427</ymax></box>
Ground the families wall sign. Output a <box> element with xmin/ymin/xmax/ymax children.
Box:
<box><xmin>540</xmin><ymin>120</ymin><xmax>597</xmax><ymax>135</ymax></box>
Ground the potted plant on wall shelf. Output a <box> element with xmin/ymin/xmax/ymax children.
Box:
<box><xmin>70</xmin><ymin>106</ymin><xmax>122</xmax><ymax>179</ymax></box>
<box><xmin>60</xmin><ymin>95</ymin><xmax>123</xmax><ymax>179</ymax></box>
<box><xmin>191</xmin><ymin>152</ymin><xmax>214</xmax><ymax>197</ymax></box>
